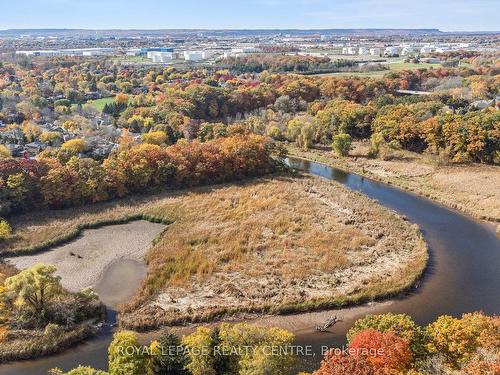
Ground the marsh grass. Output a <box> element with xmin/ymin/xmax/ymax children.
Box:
<box><xmin>1</xmin><ymin>174</ymin><xmax>427</xmax><ymax>332</ymax></box>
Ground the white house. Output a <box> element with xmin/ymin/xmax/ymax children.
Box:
<box><xmin>369</xmin><ymin>48</ymin><xmax>382</xmax><ymax>56</ymax></box>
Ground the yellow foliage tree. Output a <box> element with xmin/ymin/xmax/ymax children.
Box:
<box><xmin>61</xmin><ymin>139</ymin><xmax>86</xmax><ymax>153</ymax></box>
<box><xmin>0</xmin><ymin>145</ymin><xmax>11</xmax><ymax>159</ymax></box>
<box><xmin>115</xmin><ymin>93</ymin><xmax>129</xmax><ymax>105</ymax></box>
<box><xmin>142</xmin><ymin>131</ymin><xmax>167</xmax><ymax>145</ymax></box>
<box><xmin>0</xmin><ymin>219</ymin><xmax>11</xmax><ymax>240</ymax></box>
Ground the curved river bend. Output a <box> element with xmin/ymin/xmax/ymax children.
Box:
<box><xmin>1</xmin><ymin>157</ymin><xmax>499</xmax><ymax>374</ymax></box>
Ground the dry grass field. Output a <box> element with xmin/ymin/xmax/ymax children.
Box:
<box><xmin>288</xmin><ymin>143</ymin><xmax>500</xmax><ymax>224</ymax></box>
<box><xmin>118</xmin><ymin>175</ymin><xmax>427</xmax><ymax>329</ymax></box>
<box><xmin>1</xmin><ymin>174</ymin><xmax>427</xmax><ymax>331</ymax></box>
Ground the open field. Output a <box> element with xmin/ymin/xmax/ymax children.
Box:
<box><xmin>287</xmin><ymin>143</ymin><xmax>500</xmax><ymax>224</ymax></box>
<box><xmin>86</xmin><ymin>96</ymin><xmax>115</xmax><ymax>111</ymax></box>
<box><xmin>313</xmin><ymin>61</ymin><xmax>442</xmax><ymax>78</ymax></box>
<box><xmin>0</xmin><ymin>174</ymin><xmax>427</xmax><ymax>331</ymax></box>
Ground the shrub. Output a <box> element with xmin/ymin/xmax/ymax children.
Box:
<box><xmin>332</xmin><ymin>133</ymin><xmax>352</xmax><ymax>157</ymax></box>
<box><xmin>0</xmin><ymin>219</ymin><xmax>11</xmax><ymax>240</ymax></box>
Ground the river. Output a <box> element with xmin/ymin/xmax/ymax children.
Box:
<box><xmin>1</xmin><ymin>156</ymin><xmax>498</xmax><ymax>374</ymax></box>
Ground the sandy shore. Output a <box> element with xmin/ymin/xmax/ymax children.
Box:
<box><xmin>5</xmin><ymin>221</ymin><xmax>165</xmax><ymax>293</ymax></box>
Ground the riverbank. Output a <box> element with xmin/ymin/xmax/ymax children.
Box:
<box><xmin>1</xmin><ymin>219</ymin><xmax>165</xmax><ymax>364</ymax></box>
<box><xmin>1</xmin><ymin>160</ymin><xmax>499</xmax><ymax>375</ymax></box>
<box><xmin>0</xmin><ymin>173</ymin><xmax>427</xmax><ymax>333</ymax></box>
<box><xmin>0</xmin><ymin>262</ymin><xmax>104</xmax><ymax>363</ymax></box>
<box><xmin>287</xmin><ymin>143</ymin><xmax>500</xmax><ymax>224</ymax></box>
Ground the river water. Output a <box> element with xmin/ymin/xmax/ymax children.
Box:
<box><xmin>1</xmin><ymin>156</ymin><xmax>498</xmax><ymax>374</ymax></box>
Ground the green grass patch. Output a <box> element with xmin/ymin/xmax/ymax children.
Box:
<box><xmin>312</xmin><ymin>61</ymin><xmax>442</xmax><ymax>78</ymax></box>
<box><xmin>86</xmin><ymin>96</ymin><xmax>116</xmax><ymax>111</ymax></box>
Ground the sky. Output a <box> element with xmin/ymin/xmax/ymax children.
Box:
<box><xmin>0</xmin><ymin>0</ymin><xmax>498</xmax><ymax>32</ymax></box>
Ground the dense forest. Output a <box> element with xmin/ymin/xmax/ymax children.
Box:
<box><xmin>0</xmin><ymin>54</ymin><xmax>499</xmax><ymax>235</ymax></box>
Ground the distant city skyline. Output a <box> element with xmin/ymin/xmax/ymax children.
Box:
<box><xmin>1</xmin><ymin>0</ymin><xmax>499</xmax><ymax>32</ymax></box>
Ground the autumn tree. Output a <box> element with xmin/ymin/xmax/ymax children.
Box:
<box><xmin>332</xmin><ymin>133</ymin><xmax>352</xmax><ymax>157</ymax></box>
<box><xmin>61</xmin><ymin>139</ymin><xmax>87</xmax><ymax>153</ymax></box>
<box><xmin>314</xmin><ymin>351</ymin><xmax>376</xmax><ymax>375</ymax></box>
<box><xmin>150</xmin><ymin>330</ymin><xmax>188</xmax><ymax>375</ymax></box>
<box><xmin>108</xmin><ymin>331</ymin><xmax>148</xmax><ymax>375</ymax></box>
<box><xmin>3</xmin><ymin>264</ymin><xmax>61</xmax><ymax>325</ymax></box>
<box><xmin>0</xmin><ymin>218</ymin><xmax>11</xmax><ymax>240</ymax></box>
<box><xmin>142</xmin><ymin>131</ymin><xmax>167</xmax><ymax>145</ymax></box>
<box><xmin>0</xmin><ymin>145</ymin><xmax>11</xmax><ymax>159</ymax></box>
<box><xmin>347</xmin><ymin>313</ymin><xmax>427</xmax><ymax>359</ymax></box>
<box><xmin>287</xmin><ymin>115</ymin><xmax>318</xmax><ymax>149</ymax></box>
<box><xmin>350</xmin><ymin>329</ymin><xmax>413</xmax><ymax>373</ymax></box>
<box><xmin>182</xmin><ymin>323</ymin><xmax>296</xmax><ymax>375</ymax></box>
<box><xmin>426</xmin><ymin>312</ymin><xmax>500</xmax><ymax>368</ymax></box>
<box><xmin>218</xmin><ymin>323</ymin><xmax>296</xmax><ymax>375</ymax></box>
<box><xmin>182</xmin><ymin>326</ymin><xmax>219</xmax><ymax>375</ymax></box>
<box><xmin>115</xmin><ymin>93</ymin><xmax>129</xmax><ymax>106</ymax></box>
<box><xmin>316</xmin><ymin>99</ymin><xmax>375</xmax><ymax>140</ymax></box>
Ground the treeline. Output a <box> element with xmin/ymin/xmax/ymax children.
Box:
<box><xmin>2</xmin><ymin>58</ymin><xmax>498</xmax><ymax>140</ymax></box>
<box><xmin>217</xmin><ymin>54</ymin><xmax>356</xmax><ymax>74</ymax></box>
<box><xmin>312</xmin><ymin>312</ymin><xmax>500</xmax><ymax>375</ymax></box>
<box><xmin>0</xmin><ymin>134</ymin><xmax>278</xmax><ymax>218</ymax></box>
<box><xmin>263</xmin><ymin>96</ymin><xmax>499</xmax><ymax>164</ymax></box>
<box><xmin>50</xmin><ymin>312</ymin><xmax>499</xmax><ymax>375</ymax></box>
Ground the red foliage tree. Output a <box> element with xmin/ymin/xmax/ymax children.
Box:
<box><xmin>350</xmin><ymin>329</ymin><xmax>413</xmax><ymax>373</ymax></box>
<box><xmin>313</xmin><ymin>351</ymin><xmax>376</xmax><ymax>375</ymax></box>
